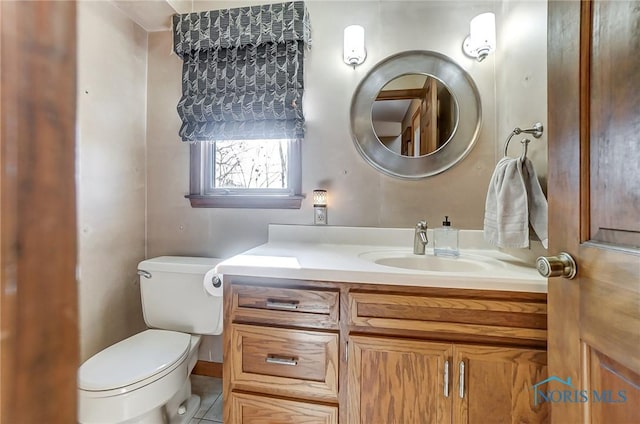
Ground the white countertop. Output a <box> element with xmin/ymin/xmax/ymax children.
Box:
<box><xmin>215</xmin><ymin>225</ymin><xmax>547</xmax><ymax>293</ymax></box>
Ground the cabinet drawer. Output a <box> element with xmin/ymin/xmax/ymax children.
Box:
<box><xmin>229</xmin><ymin>392</ymin><xmax>338</xmax><ymax>424</ymax></box>
<box><xmin>348</xmin><ymin>292</ymin><xmax>547</xmax><ymax>342</ymax></box>
<box><xmin>231</xmin><ymin>284</ymin><xmax>339</xmax><ymax>329</ymax></box>
<box><xmin>230</xmin><ymin>324</ymin><xmax>339</xmax><ymax>401</ymax></box>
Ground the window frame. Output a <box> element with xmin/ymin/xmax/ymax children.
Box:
<box><xmin>186</xmin><ymin>139</ymin><xmax>303</xmax><ymax>209</ymax></box>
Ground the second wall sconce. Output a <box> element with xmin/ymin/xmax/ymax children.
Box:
<box><xmin>343</xmin><ymin>25</ymin><xmax>366</xmax><ymax>67</ymax></box>
<box><xmin>462</xmin><ymin>12</ymin><xmax>496</xmax><ymax>62</ymax></box>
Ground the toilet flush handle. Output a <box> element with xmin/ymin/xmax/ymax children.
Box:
<box><xmin>137</xmin><ymin>270</ymin><xmax>152</xmax><ymax>279</ymax></box>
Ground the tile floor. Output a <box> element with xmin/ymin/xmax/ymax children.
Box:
<box><xmin>189</xmin><ymin>375</ymin><xmax>223</xmax><ymax>423</ymax></box>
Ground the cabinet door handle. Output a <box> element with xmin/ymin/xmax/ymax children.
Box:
<box><xmin>444</xmin><ymin>360</ymin><xmax>450</xmax><ymax>398</ymax></box>
<box><xmin>459</xmin><ymin>361</ymin><xmax>465</xmax><ymax>399</ymax></box>
<box><xmin>265</xmin><ymin>299</ymin><xmax>299</xmax><ymax>310</ymax></box>
<box><xmin>265</xmin><ymin>355</ymin><xmax>298</xmax><ymax>366</ymax></box>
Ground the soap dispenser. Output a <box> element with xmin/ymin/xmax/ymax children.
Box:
<box><xmin>434</xmin><ymin>216</ymin><xmax>459</xmax><ymax>257</ymax></box>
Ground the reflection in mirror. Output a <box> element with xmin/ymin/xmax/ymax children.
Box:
<box><xmin>372</xmin><ymin>74</ymin><xmax>458</xmax><ymax>157</ymax></box>
<box><xmin>350</xmin><ymin>50</ymin><xmax>481</xmax><ymax>179</ymax></box>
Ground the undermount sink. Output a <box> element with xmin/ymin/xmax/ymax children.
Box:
<box><xmin>359</xmin><ymin>250</ymin><xmax>493</xmax><ymax>273</ymax></box>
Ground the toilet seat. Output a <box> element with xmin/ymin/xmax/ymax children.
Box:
<box><xmin>79</xmin><ymin>329</ymin><xmax>191</xmax><ymax>395</ymax></box>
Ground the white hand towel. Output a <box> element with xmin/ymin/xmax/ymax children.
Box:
<box><xmin>522</xmin><ymin>158</ymin><xmax>548</xmax><ymax>248</ymax></box>
<box><xmin>483</xmin><ymin>157</ymin><xmax>531</xmax><ymax>248</ymax></box>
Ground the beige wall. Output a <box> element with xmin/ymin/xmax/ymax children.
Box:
<box><xmin>496</xmin><ymin>0</ymin><xmax>548</xmax><ymax>185</ymax></box>
<box><xmin>495</xmin><ymin>0</ymin><xmax>548</xmax><ymax>260</ymax></box>
<box><xmin>147</xmin><ymin>0</ymin><xmax>502</xmax><ymax>263</ymax></box>
<box><xmin>77</xmin><ymin>1</ymin><xmax>148</xmax><ymax>362</ymax></box>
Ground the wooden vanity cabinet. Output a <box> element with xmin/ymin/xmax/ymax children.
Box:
<box><xmin>347</xmin><ymin>288</ymin><xmax>549</xmax><ymax>424</ymax></box>
<box><xmin>223</xmin><ymin>276</ymin><xmax>549</xmax><ymax>424</ymax></box>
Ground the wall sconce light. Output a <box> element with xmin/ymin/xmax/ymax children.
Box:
<box><xmin>313</xmin><ymin>189</ymin><xmax>328</xmax><ymax>225</ymax></box>
<box><xmin>343</xmin><ymin>25</ymin><xmax>366</xmax><ymax>67</ymax></box>
<box><xmin>462</xmin><ymin>12</ymin><xmax>496</xmax><ymax>62</ymax></box>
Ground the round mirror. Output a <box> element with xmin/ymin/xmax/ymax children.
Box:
<box><xmin>372</xmin><ymin>74</ymin><xmax>458</xmax><ymax>157</ymax></box>
<box><xmin>351</xmin><ymin>50</ymin><xmax>481</xmax><ymax>179</ymax></box>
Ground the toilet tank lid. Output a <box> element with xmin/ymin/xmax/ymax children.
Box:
<box><xmin>138</xmin><ymin>256</ymin><xmax>222</xmax><ymax>274</ymax></box>
<box><xmin>78</xmin><ymin>329</ymin><xmax>191</xmax><ymax>391</ymax></box>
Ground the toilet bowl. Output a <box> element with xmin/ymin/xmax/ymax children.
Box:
<box><xmin>78</xmin><ymin>257</ymin><xmax>223</xmax><ymax>424</ymax></box>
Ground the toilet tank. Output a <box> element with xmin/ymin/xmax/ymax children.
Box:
<box><xmin>138</xmin><ymin>256</ymin><xmax>223</xmax><ymax>335</ymax></box>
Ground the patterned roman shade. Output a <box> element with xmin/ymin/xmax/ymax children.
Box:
<box><xmin>172</xmin><ymin>1</ymin><xmax>311</xmax><ymax>142</ymax></box>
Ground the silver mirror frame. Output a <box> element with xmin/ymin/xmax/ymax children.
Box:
<box><xmin>350</xmin><ymin>50</ymin><xmax>482</xmax><ymax>179</ymax></box>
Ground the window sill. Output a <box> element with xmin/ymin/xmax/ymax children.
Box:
<box><xmin>186</xmin><ymin>194</ymin><xmax>304</xmax><ymax>209</ymax></box>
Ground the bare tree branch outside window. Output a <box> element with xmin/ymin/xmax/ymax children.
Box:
<box><xmin>214</xmin><ymin>139</ymin><xmax>288</xmax><ymax>189</ymax></box>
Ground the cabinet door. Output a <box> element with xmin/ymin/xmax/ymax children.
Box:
<box><xmin>453</xmin><ymin>345</ymin><xmax>549</xmax><ymax>424</ymax></box>
<box><xmin>347</xmin><ymin>336</ymin><xmax>452</xmax><ymax>424</ymax></box>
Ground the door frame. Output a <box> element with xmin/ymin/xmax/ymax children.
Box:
<box><xmin>1</xmin><ymin>1</ymin><xmax>79</xmax><ymax>422</ymax></box>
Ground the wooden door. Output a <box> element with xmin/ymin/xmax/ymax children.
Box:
<box><xmin>0</xmin><ymin>1</ymin><xmax>78</xmax><ymax>422</ymax></box>
<box><xmin>452</xmin><ymin>345</ymin><xmax>548</xmax><ymax>424</ymax></box>
<box><xmin>548</xmin><ymin>1</ymin><xmax>640</xmax><ymax>423</ymax></box>
<box><xmin>347</xmin><ymin>336</ymin><xmax>452</xmax><ymax>424</ymax></box>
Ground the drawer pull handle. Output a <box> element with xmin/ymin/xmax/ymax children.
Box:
<box><xmin>266</xmin><ymin>299</ymin><xmax>300</xmax><ymax>310</ymax></box>
<box><xmin>265</xmin><ymin>355</ymin><xmax>298</xmax><ymax>366</ymax></box>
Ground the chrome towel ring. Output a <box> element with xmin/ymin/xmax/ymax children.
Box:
<box><xmin>503</xmin><ymin>122</ymin><xmax>544</xmax><ymax>160</ymax></box>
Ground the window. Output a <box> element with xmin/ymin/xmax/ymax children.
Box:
<box><xmin>172</xmin><ymin>2</ymin><xmax>310</xmax><ymax>208</ymax></box>
<box><xmin>187</xmin><ymin>139</ymin><xmax>302</xmax><ymax>208</ymax></box>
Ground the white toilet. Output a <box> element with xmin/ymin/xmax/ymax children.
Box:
<box><xmin>78</xmin><ymin>256</ymin><xmax>223</xmax><ymax>424</ymax></box>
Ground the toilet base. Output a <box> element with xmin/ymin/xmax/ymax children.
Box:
<box><xmin>166</xmin><ymin>375</ymin><xmax>200</xmax><ymax>424</ymax></box>
<box><xmin>168</xmin><ymin>394</ymin><xmax>200</xmax><ymax>424</ymax></box>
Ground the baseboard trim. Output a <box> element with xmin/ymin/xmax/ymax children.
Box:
<box><xmin>192</xmin><ymin>360</ymin><xmax>223</xmax><ymax>378</ymax></box>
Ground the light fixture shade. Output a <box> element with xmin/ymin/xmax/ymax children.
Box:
<box><xmin>343</xmin><ymin>25</ymin><xmax>366</xmax><ymax>66</ymax></box>
<box><xmin>463</xmin><ymin>12</ymin><xmax>496</xmax><ymax>61</ymax></box>
<box><xmin>313</xmin><ymin>189</ymin><xmax>327</xmax><ymax>206</ymax></box>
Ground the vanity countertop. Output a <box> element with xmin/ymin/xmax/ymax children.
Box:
<box><xmin>215</xmin><ymin>225</ymin><xmax>547</xmax><ymax>293</ymax></box>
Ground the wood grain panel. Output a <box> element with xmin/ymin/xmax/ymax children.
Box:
<box><xmin>351</xmin><ymin>292</ymin><xmax>548</xmax><ymax>314</ymax></box>
<box><xmin>1</xmin><ymin>2</ymin><xmax>78</xmax><ymax>423</ymax></box>
<box><xmin>352</xmin><ymin>317</ymin><xmax>546</xmax><ymax>342</ymax></box>
<box><xmin>230</xmin><ymin>324</ymin><xmax>339</xmax><ymax>402</ymax></box>
<box><xmin>376</xmin><ymin>88</ymin><xmax>424</xmax><ymax>100</ymax></box>
<box><xmin>589</xmin><ymin>0</ymin><xmax>640</xmax><ymax>249</ymax></box>
<box><xmin>350</xmin><ymin>292</ymin><xmax>547</xmax><ymax>329</ymax></box>
<box><xmin>453</xmin><ymin>345</ymin><xmax>548</xmax><ymax>424</ymax></box>
<box><xmin>588</xmin><ymin>348</ymin><xmax>640</xmax><ymax>424</ymax></box>
<box><xmin>242</xmin><ymin>336</ymin><xmax>329</xmax><ymax>382</ymax></box>
<box><xmin>347</xmin><ymin>336</ymin><xmax>452</xmax><ymax>424</ymax></box>
<box><xmin>231</xmin><ymin>283</ymin><xmax>339</xmax><ymax>330</ymax></box>
<box><xmin>350</xmin><ymin>293</ymin><xmax>547</xmax><ymax>342</ymax></box>
<box><xmin>192</xmin><ymin>360</ymin><xmax>223</xmax><ymax>378</ymax></box>
<box><xmin>581</xmin><ymin>274</ymin><xmax>640</xmax><ymax>376</ymax></box>
<box><xmin>547</xmin><ymin>1</ymin><xmax>585</xmax><ymax>422</ymax></box>
<box><xmin>230</xmin><ymin>392</ymin><xmax>338</xmax><ymax>424</ymax></box>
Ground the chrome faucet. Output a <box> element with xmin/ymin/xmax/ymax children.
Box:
<box><xmin>413</xmin><ymin>220</ymin><xmax>428</xmax><ymax>255</ymax></box>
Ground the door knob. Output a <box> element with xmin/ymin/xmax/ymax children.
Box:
<box><xmin>536</xmin><ymin>252</ymin><xmax>577</xmax><ymax>279</ymax></box>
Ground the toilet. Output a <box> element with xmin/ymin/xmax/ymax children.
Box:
<box><xmin>78</xmin><ymin>256</ymin><xmax>223</xmax><ymax>424</ymax></box>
